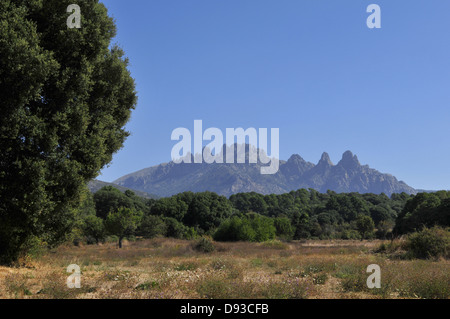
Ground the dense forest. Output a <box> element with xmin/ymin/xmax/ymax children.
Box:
<box><xmin>72</xmin><ymin>186</ymin><xmax>450</xmax><ymax>246</ymax></box>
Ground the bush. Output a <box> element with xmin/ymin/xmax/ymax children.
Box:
<box><xmin>106</xmin><ymin>235</ymin><xmax>119</xmax><ymax>243</ymax></box>
<box><xmin>82</xmin><ymin>215</ymin><xmax>106</xmax><ymax>244</ymax></box>
<box><xmin>406</xmin><ymin>227</ymin><xmax>449</xmax><ymax>260</ymax></box>
<box><xmin>214</xmin><ymin>214</ymin><xmax>276</xmax><ymax>242</ymax></box>
<box><xmin>339</xmin><ymin>230</ymin><xmax>361</xmax><ymax>240</ymax></box>
<box><xmin>104</xmin><ymin>207</ymin><xmax>142</xmax><ymax>248</ymax></box>
<box><xmin>355</xmin><ymin>214</ymin><xmax>375</xmax><ymax>240</ymax></box>
<box><xmin>273</xmin><ymin>217</ymin><xmax>294</xmax><ymax>241</ymax></box>
<box><xmin>406</xmin><ymin>274</ymin><xmax>450</xmax><ymax>299</ymax></box>
<box><xmin>261</xmin><ymin>239</ymin><xmax>288</xmax><ymax>250</ymax></box>
<box><xmin>194</xmin><ymin>237</ymin><xmax>216</xmax><ymax>253</ymax></box>
<box><xmin>137</xmin><ymin>215</ymin><xmax>167</xmax><ymax>239</ymax></box>
<box><xmin>135</xmin><ymin>281</ymin><xmax>160</xmax><ymax>291</ymax></box>
<box><xmin>375</xmin><ymin>240</ymin><xmax>406</xmax><ymax>258</ymax></box>
<box><xmin>15</xmin><ymin>236</ymin><xmax>48</xmax><ymax>265</ymax></box>
<box><xmin>163</xmin><ymin>217</ymin><xmax>193</xmax><ymax>239</ymax></box>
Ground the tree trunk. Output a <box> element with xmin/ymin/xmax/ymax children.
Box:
<box><xmin>119</xmin><ymin>237</ymin><xmax>123</xmax><ymax>249</ymax></box>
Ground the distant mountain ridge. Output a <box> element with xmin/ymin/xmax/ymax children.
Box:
<box><xmin>113</xmin><ymin>144</ymin><xmax>417</xmax><ymax>197</ymax></box>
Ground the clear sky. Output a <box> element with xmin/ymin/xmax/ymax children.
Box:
<box><xmin>98</xmin><ymin>0</ymin><xmax>450</xmax><ymax>191</ymax></box>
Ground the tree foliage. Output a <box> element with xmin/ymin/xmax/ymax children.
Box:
<box><xmin>0</xmin><ymin>0</ymin><xmax>137</xmax><ymax>263</ymax></box>
<box><xmin>213</xmin><ymin>213</ymin><xmax>276</xmax><ymax>242</ymax></box>
<box><xmin>355</xmin><ymin>214</ymin><xmax>375</xmax><ymax>240</ymax></box>
<box><xmin>105</xmin><ymin>207</ymin><xmax>142</xmax><ymax>248</ymax></box>
<box><xmin>94</xmin><ymin>186</ymin><xmax>145</xmax><ymax>219</ymax></box>
<box><xmin>394</xmin><ymin>191</ymin><xmax>450</xmax><ymax>235</ymax></box>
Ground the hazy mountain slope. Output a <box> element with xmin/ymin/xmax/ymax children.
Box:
<box><xmin>113</xmin><ymin>146</ymin><xmax>417</xmax><ymax>197</ymax></box>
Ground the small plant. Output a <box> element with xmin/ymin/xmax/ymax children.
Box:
<box><xmin>197</xmin><ymin>279</ymin><xmax>233</xmax><ymax>299</ymax></box>
<box><xmin>301</xmin><ymin>265</ymin><xmax>324</xmax><ymax>277</ymax></box>
<box><xmin>261</xmin><ymin>279</ymin><xmax>313</xmax><ymax>299</ymax></box>
<box><xmin>104</xmin><ymin>270</ymin><xmax>132</xmax><ymax>281</ymax></box>
<box><xmin>4</xmin><ymin>274</ymin><xmax>33</xmax><ymax>298</ymax></box>
<box><xmin>250</xmin><ymin>258</ymin><xmax>263</xmax><ymax>267</ymax></box>
<box><xmin>406</xmin><ymin>276</ymin><xmax>450</xmax><ymax>299</ymax></box>
<box><xmin>340</xmin><ymin>272</ymin><xmax>366</xmax><ymax>292</ymax></box>
<box><xmin>210</xmin><ymin>258</ymin><xmax>232</xmax><ymax>271</ymax></box>
<box><xmin>135</xmin><ymin>281</ymin><xmax>159</xmax><ymax>291</ymax></box>
<box><xmin>37</xmin><ymin>272</ymin><xmax>78</xmax><ymax>299</ymax></box>
<box><xmin>261</xmin><ymin>240</ymin><xmax>288</xmax><ymax>250</ymax></box>
<box><xmin>174</xmin><ymin>262</ymin><xmax>198</xmax><ymax>271</ymax></box>
<box><xmin>375</xmin><ymin>240</ymin><xmax>408</xmax><ymax>259</ymax></box>
<box><xmin>313</xmin><ymin>273</ymin><xmax>328</xmax><ymax>285</ymax></box>
<box><xmin>334</xmin><ymin>264</ymin><xmax>359</xmax><ymax>279</ymax></box>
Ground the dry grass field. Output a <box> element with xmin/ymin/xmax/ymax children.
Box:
<box><xmin>0</xmin><ymin>238</ymin><xmax>448</xmax><ymax>299</ymax></box>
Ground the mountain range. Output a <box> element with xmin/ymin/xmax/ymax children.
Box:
<box><xmin>111</xmin><ymin>144</ymin><xmax>417</xmax><ymax>197</ymax></box>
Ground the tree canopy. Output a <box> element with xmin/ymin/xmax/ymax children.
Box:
<box><xmin>0</xmin><ymin>0</ymin><xmax>136</xmax><ymax>263</ymax></box>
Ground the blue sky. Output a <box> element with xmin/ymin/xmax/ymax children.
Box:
<box><xmin>98</xmin><ymin>0</ymin><xmax>450</xmax><ymax>190</ymax></box>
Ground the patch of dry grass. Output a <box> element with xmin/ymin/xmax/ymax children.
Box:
<box><xmin>0</xmin><ymin>239</ymin><xmax>448</xmax><ymax>299</ymax></box>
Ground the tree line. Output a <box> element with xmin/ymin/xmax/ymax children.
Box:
<box><xmin>71</xmin><ymin>186</ymin><xmax>449</xmax><ymax>247</ymax></box>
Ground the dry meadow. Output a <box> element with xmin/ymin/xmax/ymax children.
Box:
<box><xmin>0</xmin><ymin>238</ymin><xmax>448</xmax><ymax>299</ymax></box>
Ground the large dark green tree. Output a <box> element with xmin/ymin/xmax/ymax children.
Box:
<box><xmin>394</xmin><ymin>192</ymin><xmax>450</xmax><ymax>235</ymax></box>
<box><xmin>94</xmin><ymin>186</ymin><xmax>146</xmax><ymax>219</ymax></box>
<box><xmin>105</xmin><ymin>207</ymin><xmax>142</xmax><ymax>248</ymax></box>
<box><xmin>183</xmin><ymin>192</ymin><xmax>233</xmax><ymax>232</ymax></box>
<box><xmin>0</xmin><ymin>0</ymin><xmax>137</xmax><ymax>263</ymax></box>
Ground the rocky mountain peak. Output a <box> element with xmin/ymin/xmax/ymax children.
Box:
<box><xmin>287</xmin><ymin>154</ymin><xmax>306</xmax><ymax>164</ymax></box>
<box><xmin>318</xmin><ymin>152</ymin><xmax>333</xmax><ymax>166</ymax></box>
<box><xmin>338</xmin><ymin>150</ymin><xmax>361</xmax><ymax>169</ymax></box>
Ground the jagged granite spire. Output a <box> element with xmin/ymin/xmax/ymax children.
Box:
<box><xmin>338</xmin><ymin>150</ymin><xmax>360</xmax><ymax>169</ymax></box>
<box><xmin>317</xmin><ymin>152</ymin><xmax>333</xmax><ymax>166</ymax></box>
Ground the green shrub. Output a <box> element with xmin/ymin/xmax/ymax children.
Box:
<box><xmin>19</xmin><ymin>236</ymin><xmax>47</xmax><ymax>261</ymax></box>
<box><xmin>261</xmin><ymin>239</ymin><xmax>288</xmax><ymax>250</ymax></box>
<box><xmin>375</xmin><ymin>240</ymin><xmax>407</xmax><ymax>259</ymax></box>
<box><xmin>135</xmin><ymin>281</ymin><xmax>159</xmax><ymax>291</ymax></box>
<box><xmin>261</xmin><ymin>280</ymin><xmax>310</xmax><ymax>299</ymax></box>
<box><xmin>406</xmin><ymin>227</ymin><xmax>449</xmax><ymax>259</ymax></box>
<box><xmin>250</xmin><ymin>258</ymin><xmax>263</xmax><ymax>267</ymax></box>
<box><xmin>406</xmin><ymin>276</ymin><xmax>450</xmax><ymax>299</ymax></box>
<box><xmin>197</xmin><ymin>279</ymin><xmax>235</xmax><ymax>299</ymax></box>
<box><xmin>106</xmin><ymin>235</ymin><xmax>119</xmax><ymax>243</ymax></box>
<box><xmin>340</xmin><ymin>272</ymin><xmax>366</xmax><ymax>292</ymax></box>
<box><xmin>4</xmin><ymin>274</ymin><xmax>33</xmax><ymax>298</ymax></box>
<box><xmin>163</xmin><ymin>217</ymin><xmax>195</xmax><ymax>239</ymax></box>
<box><xmin>210</xmin><ymin>258</ymin><xmax>233</xmax><ymax>271</ymax></box>
<box><xmin>184</xmin><ymin>227</ymin><xmax>198</xmax><ymax>240</ymax></box>
<box><xmin>273</xmin><ymin>217</ymin><xmax>294</xmax><ymax>241</ymax></box>
<box><xmin>194</xmin><ymin>237</ymin><xmax>216</xmax><ymax>253</ymax></box>
<box><xmin>82</xmin><ymin>215</ymin><xmax>106</xmax><ymax>244</ymax></box>
<box><xmin>137</xmin><ymin>215</ymin><xmax>167</xmax><ymax>239</ymax></box>
<box><xmin>174</xmin><ymin>262</ymin><xmax>198</xmax><ymax>271</ymax></box>
<box><xmin>313</xmin><ymin>273</ymin><xmax>328</xmax><ymax>285</ymax></box>
<box><xmin>339</xmin><ymin>230</ymin><xmax>362</xmax><ymax>240</ymax></box>
<box><xmin>334</xmin><ymin>264</ymin><xmax>360</xmax><ymax>279</ymax></box>
<box><xmin>355</xmin><ymin>214</ymin><xmax>375</xmax><ymax>240</ymax></box>
<box><xmin>214</xmin><ymin>214</ymin><xmax>276</xmax><ymax>242</ymax></box>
